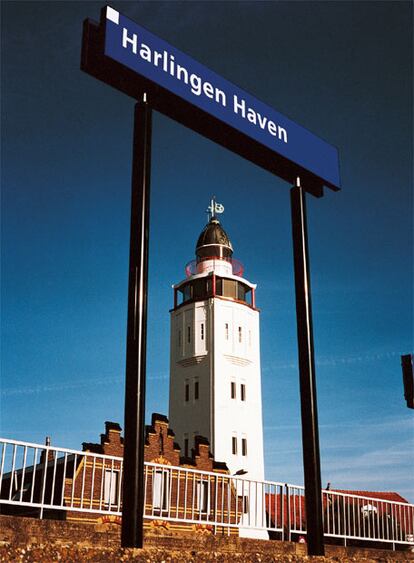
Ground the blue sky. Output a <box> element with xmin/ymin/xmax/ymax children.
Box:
<box><xmin>1</xmin><ymin>1</ymin><xmax>413</xmax><ymax>501</ymax></box>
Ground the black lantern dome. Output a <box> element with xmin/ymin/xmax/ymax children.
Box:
<box><xmin>195</xmin><ymin>217</ymin><xmax>233</xmax><ymax>261</ymax></box>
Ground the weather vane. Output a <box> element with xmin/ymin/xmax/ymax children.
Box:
<box><xmin>206</xmin><ymin>196</ymin><xmax>224</xmax><ymax>221</ymax></box>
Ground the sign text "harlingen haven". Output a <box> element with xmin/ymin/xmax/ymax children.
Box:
<box><xmin>122</xmin><ymin>29</ymin><xmax>288</xmax><ymax>144</ymax></box>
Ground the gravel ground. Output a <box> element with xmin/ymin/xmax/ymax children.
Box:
<box><xmin>0</xmin><ymin>544</ymin><xmax>411</xmax><ymax>563</ymax></box>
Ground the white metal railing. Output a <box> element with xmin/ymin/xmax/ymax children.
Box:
<box><xmin>322</xmin><ymin>488</ymin><xmax>414</xmax><ymax>547</ymax></box>
<box><xmin>0</xmin><ymin>437</ymin><xmax>413</xmax><ymax>549</ymax></box>
<box><xmin>0</xmin><ymin>437</ymin><xmax>124</xmax><ymax>519</ymax></box>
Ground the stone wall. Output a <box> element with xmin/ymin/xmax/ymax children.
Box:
<box><xmin>1</xmin><ymin>515</ymin><xmax>413</xmax><ymax>562</ymax></box>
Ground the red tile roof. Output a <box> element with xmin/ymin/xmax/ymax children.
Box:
<box><xmin>265</xmin><ymin>493</ymin><xmax>306</xmax><ymax>530</ymax></box>
<box><xmin>265</xmin><ymin>489</ymin><xmax>411</xmax><ymax>532</ymax></box>
<box><xmin>331</xmin><ymin>490</ymin><xmax>409</xmax><ymax>504</ymax></box>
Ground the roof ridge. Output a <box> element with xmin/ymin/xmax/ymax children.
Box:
<box><xmin>334</xmin><ymin>489</ymin><xmax>400</xmax><ymax>493</ymax></box>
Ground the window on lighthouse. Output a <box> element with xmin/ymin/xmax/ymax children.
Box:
<box><xmin>225</xmin><ymin>323</ymin><xmax>229</xmax><ymax>340</ymax></box>
<box><xmin>187</xmin><ymin>326</ymin><xmax>191</xmax><ymax>343</ymax></box>
<box><xmin>241</xmin><ymin>384</ymin><xmax>246</xmax><ymax>401</ymax></box>
<box><xmin>200</xmin><ymin>323</ymin><xmax>204</xmax><ymax>340</ymax></box>
<box><xmin>232</xmin><ymin>436</ymin><xmax>238</xmax><ymax>455</ymax></box>
<box><xmin>239</xmin><ymin>495</ymin><xmax>249</xmax><ymax>514</ymax></box>
<box><xmin>185</xmin><ymin>381</ymin><xmax>189</xmax><ymax>402</ymax></box>
<box><xmin>223</xmin><ymin>279</ymin><xmax>237</xmax><ymax>299</ymax></box>
<box><xmin>231</xmin><ymin>381</ymin><xmax>236</xmax><ymax>399</ymax></box>
<box><xmin>238</xmin><ymin>326</ymin><xmax>243</xmax><ymax>343</ymax></box>
<box><xmin>237</xmin><ymin>284</ymin><xmax>246</xmax><ymax>301</ymax></box>
<box><xmin>242</xmin><ymin>438</ymin><xmax>248</xmax><ymax>457</ymax></box>
<box><xmin>183</xmin><ymin>284</ymin><xmax>192</xmax><ymax>302</ymax></box>
<box><xmin>193</xmin><ymin>278</ymin><xmax>207</xmax><ymax>300</ymax></box>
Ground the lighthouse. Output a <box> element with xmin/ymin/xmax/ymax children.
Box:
<box><xmin>168</xmin><ymin>199</ymin><xmax>266</xmax><ymax>537</ymax></box>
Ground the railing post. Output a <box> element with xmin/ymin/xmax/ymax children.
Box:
<box><xmin>285</xmin><ymin>484</ymin><xmax>291</xmax><ymax>542</ymax></box>
<box><xmin>343</xmin><ymin>498</ymin><xmax>347</xmax><ymax>546</ymax></box>
<box><xmin>0</xmin><ymin>442</ymin><xmax>6</xmax><ymax>497</ymax></box>
<box><xmin>39</xmin><ymin>449</ymin><xmax>48</xmax><ymax>519</ymax></box>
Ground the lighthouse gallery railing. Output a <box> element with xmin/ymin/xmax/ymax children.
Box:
<box><xmin>0</xmin><ymin>437</ymin><xmax>413</xmax><ymax>549</ymax></box>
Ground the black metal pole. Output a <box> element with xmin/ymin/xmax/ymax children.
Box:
<box><xmin>121</xmin><ymin>99</ymin><xmax>152</xmax><ymax>548</ymax></box>
<box><xmin>290</xmin><ymin>178</ymin><xmax>324</xmax><ymax>556</ymax></box>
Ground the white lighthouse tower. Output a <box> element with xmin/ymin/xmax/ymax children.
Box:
<box><xmin>169</xmin><ymin>199</ymin><xmax>267</xmax><ymax>537</ymax></box>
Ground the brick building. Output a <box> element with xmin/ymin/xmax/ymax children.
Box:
<box><xmin>1</xmin><ymin>414</ymin><xmax>241</xmax><ymax>535</ymax></box>
<box><xmin>68</xmin><ymin>413</ymin><xmax>238</xmax><ymax>533</ymax></box>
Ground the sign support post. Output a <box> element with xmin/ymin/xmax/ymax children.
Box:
<box><xmin>290</xmin><ymin>177</ymin><xmax>325</xmax><ymax>556</ymax></box>
<box><xmin>121</xmin><ymin>99</ymin><xmax>152</xmax><ymax>548</ymax></box>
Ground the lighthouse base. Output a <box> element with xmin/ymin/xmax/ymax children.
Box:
<box><xmin>238</xmin><ymin>527</ymin><xmax>269</xmax><ymax>540</ymax></box>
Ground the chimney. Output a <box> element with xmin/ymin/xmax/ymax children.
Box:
<box><xmin>40</xmin><ymin>436</ymin><xmax>54</xmax><ymax>464</ymax></box>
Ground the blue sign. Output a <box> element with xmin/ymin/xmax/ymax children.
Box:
<box><xmin>103</xmin><ymin>6</ymin><xmax>340</xmax><ymax>189</ymax></box>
